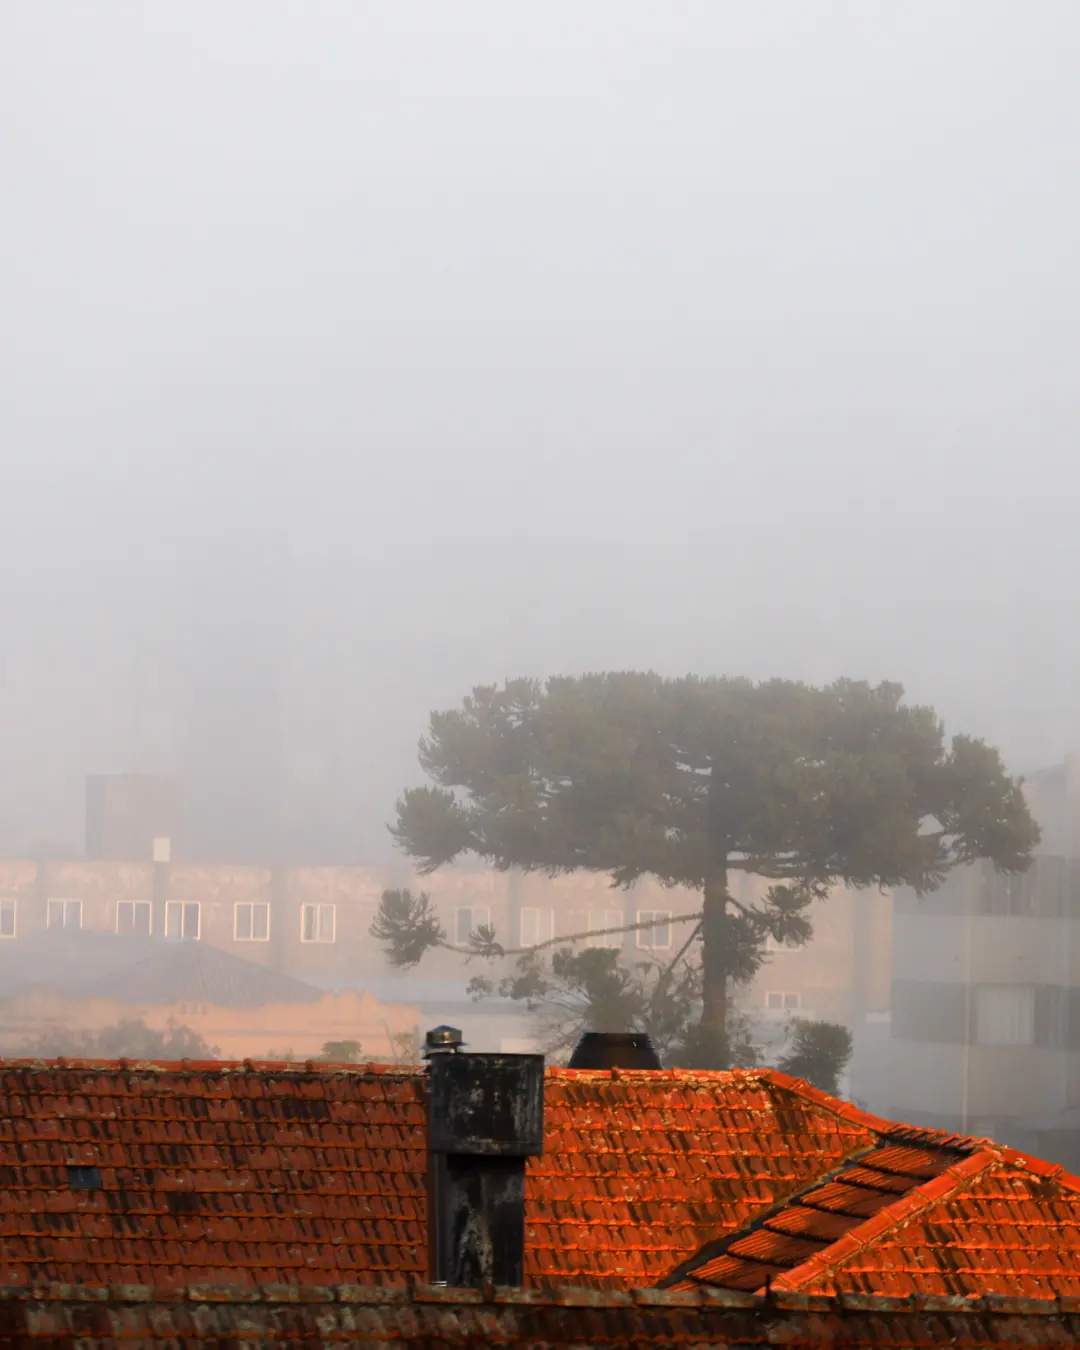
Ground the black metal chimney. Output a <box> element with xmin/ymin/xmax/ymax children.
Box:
<box><xmin>425</xmin><ymin>1026</ymin><xmax>544</xmax><ymax>1288</ymax></box>
<box><xmin>568</xmin><ymin>1030</ymin><xmax>662</xmax><ymax>1070</ymax></box>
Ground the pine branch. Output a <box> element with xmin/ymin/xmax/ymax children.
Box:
<box><xmin>436</xmin><ymin>909</ymin><xmax>703</xmax><ymax>960</ymax></box>
<box><xmin>647</xmin><ymin>920</ymin><xmax>702</xmax><ymax>1018</ymax></box>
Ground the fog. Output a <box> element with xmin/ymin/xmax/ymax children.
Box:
<box><xmin>2</xmin><ymin>3</ymin><xmax>1079</xmax><ymax>861</ymax></box>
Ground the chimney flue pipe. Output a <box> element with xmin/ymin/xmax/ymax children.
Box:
<box><xmin>425</xmin><ymin>1029</ymin><xmax>544</xmax><ymax>1288</ymax></box>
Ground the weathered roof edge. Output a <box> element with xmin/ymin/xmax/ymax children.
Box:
<box><xmin>0</xmin><ymin>1283</ymin><xmax>1074</xmax><ymax>1315</ymax></box>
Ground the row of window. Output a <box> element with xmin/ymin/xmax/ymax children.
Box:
<box><xmin>2</xmin><ymin>895</ymin><xmax>807</xmax><ymax>1011</ymax></box>
<box><xmin>457</xmin><ymin>906</ymin><xmax>676</xmax><ymax>951</ymax></box>
<box><xmin>0</xmin><ymin>898</ymin><xmax>338</xmax><ymax>944</ymax></box>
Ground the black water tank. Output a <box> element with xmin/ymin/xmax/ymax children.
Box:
<box><xmin>568</xmin><ymin>1031</ymin><xmax>662</xmax><ymax>1070</ymax></box>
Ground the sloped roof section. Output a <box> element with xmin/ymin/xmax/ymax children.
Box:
<box><xmin>0</xmin><ymin>931</ymin><xmax>162</xmax><ymax>995</ymax></box>
<box><xmin>773</xmin><ymin>1144</ymin><xmax>1080</xmax><ymax>1298</ymax></box>
<box><xmin>670</xmin><ymin>1095</ymin><xmax>1080</xmax><ymax>1300</ymax></box>
<box><xmin>529</xmin><ymin>1067</ymin><xmax>879</xmax><ymax>1287</ymax></box>
<box><xmin>0</xmin><ymin>1060</ymin><xmax>428</xmax><ymax>1288</ymax></box>
<box><xmin>0</xmin><ymin>1061</ymin><xmax>877</xmax><ymax>1290</ymax></box>
<box><xmin>74</xmin><ymin>941</ymin><xmax>324</xmax><ymax>1008</ymax></box>
<box><xmin>668</xmin><ymin>1135</ymin><xmax>969</xmax><ymax>1291</ymax></box>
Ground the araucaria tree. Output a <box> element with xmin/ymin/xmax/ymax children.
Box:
<box><xmin>381</xmin><ymin>673</ymin><xmax>1039</xmax><ymax>1065</ymax></box>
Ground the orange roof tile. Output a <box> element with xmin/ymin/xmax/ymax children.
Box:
<box><xmin>771</xmin><ymin>1145</ymin><xmax>1080</xmax><ymax>1299</ymax></box>
<box><xmin>0</xmin><ymin>1059</ymin><xmax>878</xmax><ymax>1291</ymax></box>
<box><xmin>668</xmin><ymin>1136</ymin><xmax>967</xmax><ymax>1291</ymax></box>
<box><xmin>670</xmin><ymin>1114</ymin><xmax>1080</xmax><ymax>1301</ymax></box>
<box><xmin>530</xmin><ymin>1067</ymin><xmax>878</xmax><ymax>1287</ymax></box>
<box><xmin>0</xmin><ymin>1059</ymin><xmax>428</xmax><ymax>1289</ymax></box>
<box><xmin>3</xmin><ymin>1056</ymin><xmax>1080</xmax><ymax>1303</ymax></box>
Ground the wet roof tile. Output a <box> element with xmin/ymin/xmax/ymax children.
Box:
<box><xmin>0</xmin><ymin>1060</ymin><xmax>880</xmax><ymax>1290</ymax></box>
<box><xmin>3</xmin><ymin>1057</ymin><xmax>1080</xmax><ymax>1301</ymax></box>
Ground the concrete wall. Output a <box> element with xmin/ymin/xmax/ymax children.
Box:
<box><xmin>0</xmin><ymin>985</ymin><xmax>421</xmax><ymax>1063</ymax></box>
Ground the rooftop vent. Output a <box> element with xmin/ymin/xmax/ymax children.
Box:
<box><xmin>568</xmin><ymin>1030</ymin><xmax>662</xmax><ymax>1070</ymax></box>
<box><xmin>424</xmin><ymin>1025</ymin><xmax>464</xmax><ymax>1056</ymax></box>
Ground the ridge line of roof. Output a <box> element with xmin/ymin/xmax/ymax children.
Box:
<box><xmin>740</xmin><ymin>1067</ymin><xmax>906</xmax><ymax>1136</ymax></box>
<box><xmin>978</xmin><ymin>1139</ymin><xmax>1080</xmax><ymax>1194</ymax></box>
<box><xmin>0</xmin><ymin>1056</ymin><xmax>420</xmax><ymax>1075</ymax></box>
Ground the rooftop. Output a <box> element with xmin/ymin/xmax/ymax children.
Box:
<box><xmin>0</xmin><ymin>932</ymin><xmax>324</xmax><ymax>1007</ymax></box>
<box><xmin>1</xmin><ymin>1057</ymin><xmax>1079</xmax><ymax>1301</ymax></box>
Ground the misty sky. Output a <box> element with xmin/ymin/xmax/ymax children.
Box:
<box><xmin>2</xmin><ymin>4</ymin><xmax>1079</xmax><ymax>859</ymax></box>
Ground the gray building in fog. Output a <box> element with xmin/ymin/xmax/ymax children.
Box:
<box><xmin>889</xmin><ymin>754</ymin><xmax>1080</xmax><ymax>1171</ymax></box>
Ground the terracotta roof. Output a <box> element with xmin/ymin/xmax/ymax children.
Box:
<box><xmin>772</xmin><ymin>1144</ymin><xmax>1080</xmax><ymax>1299</ymax></box>
<box><xmin>3</xmin><ymin>1283</ymin><xmax>1079</xmax><ymax>1347</ymax></box>
<box><xmin>667</xmin><ymin>1136</ymin><xmax>969</xmax><ymax>1291</ymax></box>
<box><xmin>2</xmin><ymin>1057</ymin><xmax>1080</xmax><ymax>1302</ymax></box>
<box><xmin>667</xmin><ymin>1101</ymin><xmax>1080</xmax><ymax>1300</ymax></box>
<box><xmin>0</xmin><ymin>1059</ymin><xmax>883</xmax><ymax>1291</ymax></box>
<box><xmin>528</xmin><ymin>1064</ymin><xmax>883</xmax><ymax>1287</ymax></box>
<box><xmin>0</xmin><ymin>1059</ymin><xmax>427</xmax><ymax>1289</ymax></box>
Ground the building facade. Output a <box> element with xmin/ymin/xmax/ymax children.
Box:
<box><xmin>0</xmin><ymin>857</ymin><xmax>887</xmax><ymax>1060</ymax></box>
<box><xmin>889</xmin><ymin>754</ymin><xmax>1080</xmax><ymax>1169</ymax></box>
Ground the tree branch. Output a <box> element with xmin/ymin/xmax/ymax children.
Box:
<box><xmin>440</xmin><ymin>910</ymin><xmax>703</xmax><ymax>960</ymax></box>
<box><xmin>647</xmin><ymin>920</ymin><xmax>703</xmax><ymax>1018</ymax></box>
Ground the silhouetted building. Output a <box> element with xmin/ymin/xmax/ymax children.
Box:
<box><xmin>890</xmin><ymin>753</ymin><xmax>1080</xmax><ymax>1171</ymax></box>
<box><xmin>85</xmin><ymin>773</ymin><xmax>184</xmax><ymax>861</ymax></box>
<box><xmin>183</xmin><ymin>528</ymin><xmax>286</xmax><ymax>863</ymax></box>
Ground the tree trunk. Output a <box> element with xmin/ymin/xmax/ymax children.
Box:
<box><xmin>700</xmin><ymin>871</ymin><xmax>728</xmax><ymax>1031</ymax></box>
<box><xmin>700</xmin><ymin>762</ymin><xmax>728</xmax><ymax>1034</ymax></box>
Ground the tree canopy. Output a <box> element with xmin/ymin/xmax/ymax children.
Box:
<box><xmin>20</xmin><ymin>1017</ymin><xmax>217</xmax><ymax>1061</ymax></box>
<box><xmin>386</xmin><ymin>672</ymin><xmax>1039</xmax><ymax>1059</ymax></box>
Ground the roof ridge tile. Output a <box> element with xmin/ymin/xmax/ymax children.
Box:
<box><xmin>745</xmin><ymin>1068</ymin><xmax>900</xmax><ymax>1136</ymax></box>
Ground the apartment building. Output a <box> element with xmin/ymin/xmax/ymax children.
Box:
<box><xmin>889</xmin><ymin>754</ymin><xmax>1080</xmax><ymax>1170</ymax></box>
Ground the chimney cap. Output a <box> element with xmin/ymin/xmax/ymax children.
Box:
<box><xmin>424</xmin><ymin>1025</ymin><xmax>464</xmax><ymax>1056</ymax></box>
<box><xmin>568</xmin><ymin>1031</ymin><xmax>662</xmax><ymax>1070</ymax></box>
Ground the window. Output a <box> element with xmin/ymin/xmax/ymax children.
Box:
<box><xmin>301</xmin><ymin>903</ymin><xmax>336</xmax><ymax>943</ymax></box>
<box><xmin>587</xmin><ymin>909</ymin><xmax>624</xmax><ymax>949</ymax></box>
<box><xmin>979</xmin><ymin>869</ymin><xmax>1036</xmax><ymax>916</ymax></box>
<box><xmin>47</xmin><ymin>899</ymin><xmax>82</xmax><ymax>931</ymax></box>
<box><xmin>0</xmin><ymin>898</ymin><xmax>15</xmax><ymax>939</ymax></box>
<box><xmin>116</xmin><ymin>901</ymin><xmax>152</xmax><ymax>937</ymax></box>
<box><xmin>975</xmin><ymin>985</ymin><xmax>1035</xmax><ymax>1046</ymax></box>
<box><xmin>636</xmin><ymin>910</ymin><xmax>673</xmax><ymax>950</ymax></box>
<box><xmin>234</xmin><ymin>902</ymin><xmax>270</xmax><ymax>941</ymax></box>
<box><xmin>765</xmin><ymin>991</ymin><xmax>802</xmax><ymax>1011</ymax></box>
<box><xmin>520</xmin><ymin>906</ymin><xmax>555</xmax><ymax>948</ymax></box>
<box><xmin>165</xmin><ymin>901</ymin><xmax>200</xmax><ymax>940</ymax></box>
<box><xmin>455</xmin><ymin>906</ymin><xmax>491</xmax><ymax>945</ymax></box>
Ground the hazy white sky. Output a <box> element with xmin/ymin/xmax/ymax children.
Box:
<box><xmin>2</xmin><ymin>3</ymin><xmax>1078</xmax><ymax>857</ymax></box>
